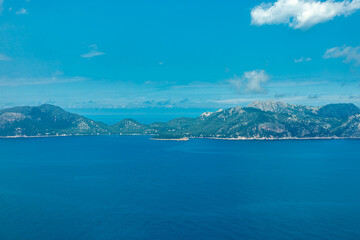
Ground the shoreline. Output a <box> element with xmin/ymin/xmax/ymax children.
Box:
<box><xmin>1</xmin><ymin>134</ymin><xmax>360</xmax><ymax>141</ymax></box>
<box><xmin>201</xmin><ymin>136</ymin><xmax>360</xmax><ymax>141</ymax></box>
<box><xmin>151</xmin><ymin>137</ymin><xmax>190</xmax><ymax>141</ymax></box>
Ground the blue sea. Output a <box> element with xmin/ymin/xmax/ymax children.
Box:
<box><xmin>1</xmin><ymin>136</ymin><xmax>360</xmax><ymax>240</ymax></box>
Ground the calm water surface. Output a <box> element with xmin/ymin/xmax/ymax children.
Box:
<box><xmin>1</xmin><ymin>136</ymin><xmax>360</xmax><ymax>240</ymax></box>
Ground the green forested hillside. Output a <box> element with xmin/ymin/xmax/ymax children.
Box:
<box><xmin>1</xmin><ymin>101</ymin><xmax>360</xmax><ymax>139</ymax></box>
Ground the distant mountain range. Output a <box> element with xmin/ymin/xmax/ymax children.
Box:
<box><xmin>1</xmin><ymin>101</ymin><xmax>360</xmax><ymax>140</ymax></box>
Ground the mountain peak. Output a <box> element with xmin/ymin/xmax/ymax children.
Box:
<box><xmin>318</xmin><ymin>103</ymin><xmax>360</xmax><ymax>119</ymax></box>
<box><xmin>38</xmin><ymin>104</ymin><xmax>59</xmax><ymax>108</ymax></box>
<box><xmin>37</xmin><ymin>104</ymin><xmax>66</xmax><ymax>112</ymax></box>
<box><xmin>200</xmin><ymin>112</ymin><xmax>212</xmax><ymax>118</ymax></box>
<box><xmin>247</xmin><ymin>101</ymin><xmax>291</xmax><ymax>113</ymax></box>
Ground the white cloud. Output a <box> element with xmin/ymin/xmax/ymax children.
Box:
<box><xmin>16</xmin><ymin>8</ymin><xmax>29</xmax><ymax>15</ymax></box>
<box><xmin>251</xmin><ymin>0</ymin><xmax>360</xmax><ymax>29</ymax></box>
<box><xmin>228</xmin><ymin>70</ymin><xmax>270</xmax><ymax>93</ymax></box>
<box><xmin>81</xmin><ymin>44</ymin><xmax>105</xmax><ymax>58</ymax></box>
<box><xmin>294</xmin><ymin>57</ymin><xmax>312</xmax><ymax>63</ymax></box>
<box><xmin>0</xmin><ymin>76</ymin><xmax>87</xmax><ymax>87</ymax></box>
<box><xmin>244</xmin><ymin>70</ymin><xmax>270</xmax><ymax>93</ymax></box>
<box><xmin>0</xmin><ymin>53</ymin><xmax>11</xmax><ymax>61</ymax></box>
<box><xmin>81</xmin><ymin>50</ymin><xmax>104</xmax><ymax>58</ymax></box>
<box><xmin>323</xmin><ymin>45</ymin><xmax>360</xmax><ymax>65</ymax></box>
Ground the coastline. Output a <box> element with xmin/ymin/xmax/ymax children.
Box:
<box><xmin>151</xmin><ymin>137</ymin><xmax>190</xmax><ymax>141</ymax></box>
<box><xmin>1</xmin><ymin>134</ymin><xmax>360</xmax><ymax>141</ymax></box>
<box><xmin>201</xmin><ymin>136</ymin><xmax>360</xmax><ymax>141</ymax></box>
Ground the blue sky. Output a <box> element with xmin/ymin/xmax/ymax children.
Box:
<box><xmin>0</xmin><ymin>0</ymin><xmax>360</xmax><ymax>118</ymax></box>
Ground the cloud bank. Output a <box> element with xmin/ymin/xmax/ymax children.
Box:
<box><xmin>324</xmin><ymin>45</ymin><xmax>360</xmax><ymax>65</ymax></box>
<box><xmin>0</xmin><ymin>76</ymin><xmax>87</xmax><ymax>87</ymax></box>
<box><xmin>251</xmin><ymin>0</ymin><xmax>360</xmax><ymax>29</ymax></box>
